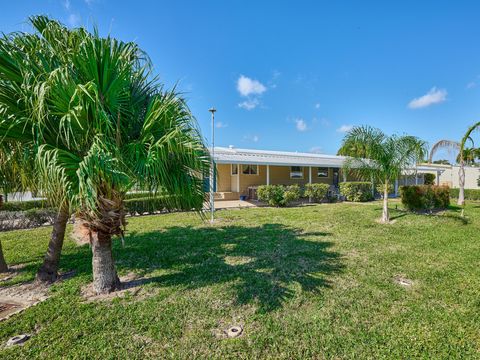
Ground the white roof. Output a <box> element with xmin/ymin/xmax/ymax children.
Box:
<box><xmin>211</xmin><ymin>147</ymin><xmax>448</xmax><ymax>172</ymax></box>
<box><xmin>212</xmin><ymin>147</ymin><xmax>348</xmax><ymax>167</ymax></box>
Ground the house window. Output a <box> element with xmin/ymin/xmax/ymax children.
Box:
<box><xmin>290</xmin><ymin>166</ymin><xmax>303</xmax><ymax>179</ymax></box>
<box><xmin>317</xmin><ymin>167</ymin><xmax>329</xmax><ymax>177</ymax></box>
<box><xmin>242</xmin><ymin>164</ymin><xmax>258</xmax><ymax>175</ymax></box>
<box><xmin>231</xmin><ymin>164</ymin><xmax>238</xmax><ymax>175</ymax></box>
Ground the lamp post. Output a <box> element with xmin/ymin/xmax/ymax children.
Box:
<box><xmin>209</xmin><ymin>107</ymin><xmax>216</xmax><ymax>223</ymax></box>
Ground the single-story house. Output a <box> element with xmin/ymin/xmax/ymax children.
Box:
<box><xmin>210</xmin><ymin>146</ymin><xmax>449</xmax><ymax>200</ymax></box>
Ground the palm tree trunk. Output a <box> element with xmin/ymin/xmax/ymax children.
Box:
<box><xmin>381</xmin><ymin>182</ymin><xmax>389</xmax><ymax>223</ymax></box>
<box><xmin>0</xmin><ymin>240</ymin><xmax>8</xmax><ymax>273</ymax></box>
<box><xmin>458</xmin><ymin>161</ymin><xmax>465</xmax><ymax>206</ymax></box>
<box><xmin>36</xmin><ymin>207</ymin><xmax>69</xmax><ymax>283</ymax></box>
<box><xmin>91</xmin><ymin>231</ymin><xmax>120</xmax><ymax>294</ymax></box>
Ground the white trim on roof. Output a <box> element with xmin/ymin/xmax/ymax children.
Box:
<box><xmin>212</xmin><ymin>147</ymin><xmax>348</xmax><ymax>167</ymax></box>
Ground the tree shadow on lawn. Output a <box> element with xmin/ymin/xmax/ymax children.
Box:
<box><xmin>62</xmin><ymin>223</ymin><xmax>344</xmax><ymax>313</ymax></box>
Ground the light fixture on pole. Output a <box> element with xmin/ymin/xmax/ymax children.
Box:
<box><xmin>209</xmin><ymin>107</ymin><xmax>216</xmax><ymax>223</ymax></box>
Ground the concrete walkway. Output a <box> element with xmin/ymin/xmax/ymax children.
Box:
<box><xmin>207</xmin><ymin>200</ymin><xmax>258</xmax><ymax>210</ymax></box>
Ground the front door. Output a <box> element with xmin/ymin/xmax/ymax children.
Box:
<box><xmin>333</xmin><ymin>168</ymin><xmax>339</xmax><ymax>187</ymax></box>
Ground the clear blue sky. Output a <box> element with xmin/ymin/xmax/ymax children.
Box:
<box><xmin>2</xmin><ymin>1</ymin><xmax>480</xmax><ymax>160</ymax></box>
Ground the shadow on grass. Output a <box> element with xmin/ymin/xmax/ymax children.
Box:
<box><xmin>382</xmin><ymin>206</ymin><xmax>470</xmax><ymax>225</ymax></box>
<box><xmin>60</xmin><ymin>223</ymin><xmax>343</xmax><ymax>313</ymax></box>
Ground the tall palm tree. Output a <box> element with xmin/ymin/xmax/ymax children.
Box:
<box><xmin>340</xmin><ymin>126</ymin><xmax>427</xmax><ymax>223</ymax></box>
<box><xmin>0</xmin><ymin>16</ymin><xmax>210</xmax><ymax>293</ymax></box>
<box><xmin>428</xmin><ymin>138</ymin><xmax>474</xmax><ymax>206</ymax></box>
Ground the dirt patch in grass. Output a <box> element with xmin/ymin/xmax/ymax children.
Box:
<box><xmin>80</xmin><ymin>272</ymin><xmax>156</xmax><ymax>302</ymax></box>
<box><xmin>0</xmin><ymin>281</ymin><xmax>49</xmax><ymax>321</ymax></box>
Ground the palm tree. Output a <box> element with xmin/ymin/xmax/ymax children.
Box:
<box><xmin>455</xmin><ymin>148</ymin><xmax>479</xmax><ymax>165</ymax></box>
<box><xmin>428</xmin><ymin>138</ymin><xmax>475</xmax><ymax>206</ymax></box>
<box><xmin>0</xmin><ymin>16</ymin><xmax>210</xmax><ymax>293</ymax></box>
<box><xmin>340</xmin><ymin>126</ymin><xmax>427</xmax><ymax>223</ymax></box>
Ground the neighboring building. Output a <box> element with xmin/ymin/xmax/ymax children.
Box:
<box><xmin>415</xmin><ymin>163</ymin><xmax>480</xmax><ymax>189</ymax></box>
<box><xmin>211</xmin><ymin>147</ymin><xmax>448</xmax><ymax>200</ymax></box>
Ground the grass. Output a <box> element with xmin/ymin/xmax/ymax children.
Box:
<box><xmin>1</xmin><ymin>200</ymin><xmax>479</xmax><ymax>359</ymax></box>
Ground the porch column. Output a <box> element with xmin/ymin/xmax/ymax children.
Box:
<box><xmin>237</xmin><ymin>167</ymin><xmax>240</xmax><ymax>193</ymax></box>
<box><xmin>308</xmin><ymin>166</ymin><xmax>312</xmax><ymax>203</ymax></box>
<box><xmin>437</xmin><ymin>170</ymin><xmax>440</xmax><ymax>185</ymax></box>
<box><xmin>415</xmin><ymin>173</ymin><xmax>419</xmax><ymax>185</ymax></box>
<box><xmin>266</xmin><ymin>164</ymin><xmax>270</xmax><ymax>185</ymax></box>
<box><xmin>394</xmin><ymin>179</ymin><xmax>399</xmax><ymax>197</ymax></box>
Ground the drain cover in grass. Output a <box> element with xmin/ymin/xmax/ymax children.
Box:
<box><xmin>395</xmin><ymin>276</ymin><xmax>413</xmax><ymax>287</ymax></box>
<box><xmin>226</xmin><ymin>325</ymin><xmax>243</xmax><ymax>338</ymax></box>
<box><xmin>6</xmin><ymin>334</ymin><xmax>30</xmax><ymax>347</ymax></box>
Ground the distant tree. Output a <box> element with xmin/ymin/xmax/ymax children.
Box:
<box><xmin>340</xmin><ymin>126</ymin><xmax>427</xmax><ymax>223</ymax></box>
<box><xmin>433</xmin><ymin>159</ymin><xmax>451</xmax><ymax>165</ymax></box>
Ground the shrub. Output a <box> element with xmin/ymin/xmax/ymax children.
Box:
<box><xmin>1</xmin><ymin>199</ymin><xmax>47</xmax><ymax>212</ymax></box>
<box><xmin>400</xmin><ymin>185</ymin><xmax>450</xmax><ymax>210</ymax></box>
<box><xmin>375</xmin><ymin>183</ymin><xmax>393</xmax><ymax>198</ymax></box>
<box><xmin>424</xmin><ymin>173</ymin><xmax>436</xmax><ymax>185</ymax></box>
<box><xmin>449</xmin><ymin>188</ymin><xmax>480</xmax><ymax>201</ymax></box>
<box><xmin>283</xmin><ymin>184</ymin><xmax>302</xmax><ymax>204</ymax></box>
<box><xmin>304</xmin><ymin>183</ymin><xmax>330</xmax><ymax>202</ymax></box>
<box><xmin>339</xmin><ymin>182</ymin><xmax>374</xmax><ymax>202</ymax></box>
<box><xmin>257</xmin><ymin>185</ymin><xmax>301</xmax><ymax>207</ymax></box>
<box><xmin>0</xmin><ymin>208</ymin><xmax>57</xmax><ymax>231</ymax></box>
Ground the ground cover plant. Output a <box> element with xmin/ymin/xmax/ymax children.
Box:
<box><xmin>1</xmin><ymin>201</ymin><xmax>479</xmax><ymax>359</ymax></box>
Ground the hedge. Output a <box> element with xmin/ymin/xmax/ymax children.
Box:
<box><xmin>0</xmin><ymin>199</ymin><xmax>47</xmax><ymax>212</ymax></box>
<box><xmin>0</xmin><ymin>208</ymin><xmax>57</xmax><ymax>231</ymax></box>
<box><xmin>400</xmin><ymin>185</ymin><xmax>450</xmax><ymax>210</ymax></box>
<box><xmin>449</xmin><ymin>188</ymin><xmax>480</xmax><ymax>201</ymax></box>
<box><xmin>304</xmin><ymin>183</ymin><xmax>330</xmax><ymax>202</ymax></box>
<box><xmin>424</xmin><ymin>173</ymin><xmax>436</xmax><ymax>185</ymax></box>
<box><xmin>257</xmin><ymin>185</ymin><xmax>301</xmax><ymax>207</ymax></box>
<box><xmin>339</xmin><ymin>182</ymin><xmax>374</xmax><ymax>202</ymax></box>
<box><xmin>124</xmin><ymin>195</ymin><xmax>176</xmax><ymax>216</ymax></box>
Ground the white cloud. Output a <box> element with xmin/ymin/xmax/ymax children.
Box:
<box><xmin>237</xmin><ymin>75</ymin><xmax>266</xmax><ymax>97</ymax></box>
<box><xmin>408</xmin><ymin>87</ymin><xmax>447</xmax><ymax>109</ymax></box>
<box><xmin>63</xmin><ymin>0</ymin><xmax>71</xmax><ymax>10</ymax></box>
<box><xmin>67</xmin><ymin>13</ymin><xmax>81</xmax><ymax>27</ymax></box>
<box><xmin>315</xmin><ymin>103</ymin><xmax>321</xmax><ymax>109</ymax></box>
<box><xmin>467</xmin><ymin>81</ymin><xmax>476</xmax><ymax>89</ymax></box>
<box><xmin>295</xmin><ymin>118</ymin><xmax>308</xmax><ymax>132</ymax></box>
<box><xmin>337</xmin><ymin>124</ymin><xmax>353</xmax><ymax>133</ymax></box>
<box><xmin>215</xmin><ymin>121</ymin><xmax>228</xmax><ymax>129</ymax></box>
<box><xmin>238</xmin><ymin>98</ymin><xmax>259</xmax><ymax>110</ymax></box>
<box><xmin>309</xmin><ymin>146</ymin><xmax>323</xmax><ymax>154</ymax></box>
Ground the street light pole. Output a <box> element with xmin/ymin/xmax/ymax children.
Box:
<box><xmin>209</xmin><ymin>107</ymin><xmax>216</xmax><ymax>223</ymax></box>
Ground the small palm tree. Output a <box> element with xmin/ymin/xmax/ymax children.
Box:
<box><xmin>340</xmin><ymin>126</ymin><xmax>427</xmax><ymax>223</ymax></box>
<box><xmin>0</xmin><ymin>16</ymin><xmax>210</xmax><ymax>293</ymax></box>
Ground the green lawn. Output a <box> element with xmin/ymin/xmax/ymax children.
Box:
<box><xmin>1</xmin><ymin>201</ymin><xmax>479</xmax><ymax>359</ymax></box>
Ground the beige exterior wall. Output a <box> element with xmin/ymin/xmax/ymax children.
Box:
<box><xmin>216</xmin><ymin>164</ymin><xmax>232</xmax><ymax>192</ymax></box>
<box><xmin>437</xmin><ymin>166</ymin><xmax>479</xmax><ymax>189</ymax></box>
<box><xmin>216</xmin><ymin>163</ymin><xmax>338</xmax><ymax>196</ymax></box>
<box><xmin>413</xmin><ymin>164</ymin><xmax>479</xmax><ymax>189</ymax></box>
